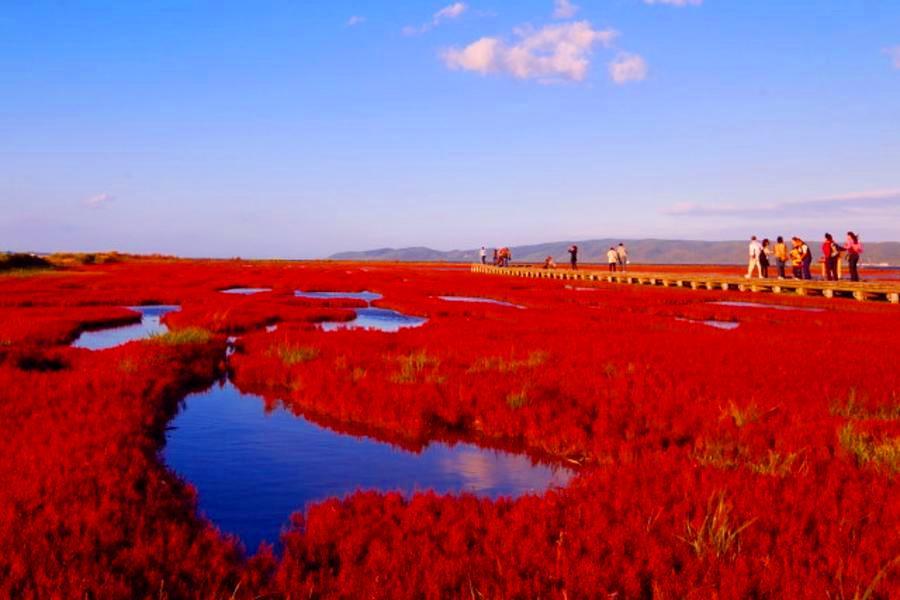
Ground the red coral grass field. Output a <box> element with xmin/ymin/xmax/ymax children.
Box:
<box><xmin>0</xmin><ymin>259</ymin><xmax>898</xmax><ymax>598</ymax></box>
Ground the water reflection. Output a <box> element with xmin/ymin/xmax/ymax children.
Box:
<box><xmin>676</xmin><ymin>317</ymin><xmax>740</xmax><ymax>330</ymax></box>
<box><xmin>710</xmin><ymin>301</ymin><xmax>825</xmax><ymax>313</ymax></box>
<box><xmin>72</xmin><ymin>305</ymin><xmax>180</xmax><ymax>350</ymax></box>
<box><xmin>293</xmin><ymin>290</ymin><xmax>425</xmax><ymax>331</ymax></box>
<box><xmin>438</xmin><ymin>296</ymin><xmax>525</xmax><ymax>309</ymax></box>
<box><xmin>295</xmin><ymin>290</ymin><xmax>382</xmax><ymax>303</ymax></box>
<box><xmin>164</xmin><ymin>380</ymin><xmax>573</xmax><ymax>552</ymax></box>
<box><xmin>321</xmin><ymin>307</ymin><xmax>426</xmax><ymax>332</ymax></box>
<box><xmin>221</xmin><ymin>288</ymin><xmax>271</xmax><ymax>295</ymax></box>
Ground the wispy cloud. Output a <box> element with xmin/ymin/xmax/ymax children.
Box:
<box><xmin>609</xmin><ymin>52</ymin><xmax>648</xmax><ymax>84</ymax></box>
<box><xmin>644</xmin><ymin>0</ymin><xmax>703</xmax><ymax>6</ymax></box>
<box><xmin>404</xmin><ymin>2</ymin><xmax>468</xmax><ymax>36</ymax></box>
<box><xmin>442</xmin><ymin>21</ymin><xmax>619</xmax><ymax>82</ymax></box>
<box><xmin>553</xmin><ymin>0</ymin><xmax>579</xmax><ymax>19</ymax></box>
<box><xmin>346</xmin><ymin>15</ymin><xmax>366</xmax><ymax>27</ymax></box>
<box><xmin>663</xmin><ymin>189</ymin><xmax>900</xmax><ymax>218</ymax></box>
<box><xmin>885</xmin><ymin>46</ymin><xmax>900</xmax><ymax>69</ymax></box>
<box><xmin>84</xmin><ymin>193</ymin><xmax>114</xmax><ymax>209</ymax></box>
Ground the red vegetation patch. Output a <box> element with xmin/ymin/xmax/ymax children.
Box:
<box><xmin>0</xmin><ymin>260</ymin><xmax>898</xmax><ymax>598</ymax></box>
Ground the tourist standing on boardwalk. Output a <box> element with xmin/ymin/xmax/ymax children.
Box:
<box><xmin>607</xmin><ymin>247</ymin><xmax>618</xmax><ymax>272</ymax></box>
<box><xmin>845</xmin><ymin>231</ymin><xmax>863</xmax><ymax>282</ymax></box>
<box><xmin>790</xmin><ymin>241</ymin><xmax>803</xmax><ymax>279</ymax></box>
<box><xmin>480</xmin><ymin>246</ymin><xmax>487</xmax><ymax>264</ymax></box>
<box><xmin>822</xmin><ymin>233</ymin><xmax>841</xmax><ymax>281</ymax></box>
<box><xmin>759</xmin><ymin>238</ymin><xmax>771</xmax><ymax>278</ymax></box>
<box><xmin>568</xmin><ymin>245</ymin><xmax>578</xmax><ymax>270</ymax></box>
<box><xmin>798</xmin><ymin>237</ymin><xmax>813</xmax><ymax>280</ymax></box>
<box><xmin>616</xmin><ymin>243</ymin><xmax>628</xmax><ymax>272</ymax></box>
<box><xmin>774</xmin><ymin>236</ymin><xmax>788</xmax><ymax>279</ymax></box>
<box><xmin>745</xmin><ymin>236</ymin><xmax>763</xmax><ymax>279</ymax></box>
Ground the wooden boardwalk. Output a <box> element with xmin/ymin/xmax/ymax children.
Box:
<box><xmin>471</xmin><ymin>264</ymin><xmax>900</xmax><ymax>304</ymax></box>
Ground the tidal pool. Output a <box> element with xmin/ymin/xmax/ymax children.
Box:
<box><xmin>221</xmin><ymin>288</ymin><xmax>271</xmax><ymax>295</ymax></box>
<box><xmin>710</xmin><ymin>301</ymin><xmax>825</xmax><ymax>313</ymax></box>
<box><xmin>164</xmin><ymin>380</ymin><xmax>574</xmax><ymax>553</ymax></box>
<box><xmin>676</xmin><ymin>318</ymin><xmax>740</xmax><ymax>330</ymax></box>
<box><xmin>295</xmin><ymin>290</ymin><xmax>426</xmax><ymax>331</ymax></box>
<box><xmin>321</xmin><ymin>307</ymin><xmax>426</xmax><ymax>332</ymax></box>
<box><xmin>438</xmin><ymin>296</ymin><xmax>525</xmax><ymax>309</ymax></box>
<box><xmin>72</xmin><ymin>305</ymin><xmax>180</xmax><ymax>350</ymax></box>
<box><xmin>295</xmin><ymin>290</ymin><xmax>382</xmax><ymax>303</ymax></box>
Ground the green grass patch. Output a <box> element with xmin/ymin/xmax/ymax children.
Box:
<box><xmin>694</xmin><ymin>438</ymin><xmax>803</xmax><ymax>477</ymax></box>
<box><xmin>391</xmin><ymin>350</ymin><xmax>441</xmax><ymax>384</ymax></box>
<box><xmin>469</xmin><ymin>351</ymin><xmax>548</xmax><ymax>374</ymax></box>
<box><xmin>680</xmin><ymin>492</ymin><xmax>757</xmax><ymax>560</ymax></box>
<box><xmin>839</xmin><ymin>423</ymin><xmax>900</xmax><ymax>474</ymax></box>
<box><xmin>505</xmin><ymin>389</ymin><xmax>530</xmax><ymax>409</ymax></box>
<box><xmin>722</xmin><ymin>400</ymin><xmax>761</xmax><ymax>428</ymax></box>
<box><xmin>149</xmin><ymin>328</ymin><xmax>212</xmax><ymax>345</ymax></box>
<box><xmin>831</xmin><ymin>388</ymin><xmax>900</xmax><ymax>421</ymax></box>
<box><xmin>271</xmin><ymin>344</ymin><xmax>320</xmax><ymax>365</ymax></box>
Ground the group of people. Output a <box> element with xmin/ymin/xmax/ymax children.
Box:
<box><xmin>481</xmin><ymin>246</ymin><xmax>513</xmax><ymax>267</ymax></box>
<box><xmin>746</xmin><ymin>232</ymin><xmax>864</xmax><ymax>282</ymax></box>
<box><xmin>479</xmin><ymin>243</ymin><xmax>630</xmax><ymax>271</ymax></box>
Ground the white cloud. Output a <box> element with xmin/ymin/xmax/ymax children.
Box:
<box><xmin>608</xmin><ymin>52</ymin><xmax>648</xmax><ymax>84</ymax></box>
<box><xmin>663</xmin><ymin>189</ymin><xmax>900</xmax><ymax>218</ymax></box>
<box><xmin>404</xmin><ymin>2</ymin><xmax>468</xmax><ymax>35</ymax></box>
<box><xmin>885</xmin><ymin>46</ymin><xmax>900</xmax><ymax>69</ymax></box>
<box><xmin>644</xmin><ymin>0</ymin><xmax>703</xmax><ymax>6</ymax></box>
<box><xmin>442</xmin><ymin>21</ymin><xmax>619</xmax><ymax>82</ymax></box>
<box><xmin>435</xmin><ymin>2</ymin><xmax>467</xmax><ymax>22</ymax></box>
<box><xmin>553</xmin><ymin>0</ymin><xmax>579</xmax><ymax>19</ymax></box>
<box><xmin>346</xmin><ymin>15</ymin><xmax>366</xmax><ymax>27</ymax></box>
<box><xmin>84</xmin><ymin>193</ymin><xmax>114</xmax><ymax>209</ymax></box>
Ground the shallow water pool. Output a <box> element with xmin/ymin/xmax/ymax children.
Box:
<box><xmin>164</xmin><ymin>380</ymin><xmax>574</xmax><ymax>552</ymax></box>
<box><xmin>295</xmin><ymin>290</ymin><xmax>382</xmax><ymax>303</ymax></box>
<box><xmin>221</xmin><ymin>288</ymin><xmax>271</xmax><ymax>295</ymax></box>
<box><xmin>72</xmin><ymin>305</ymin><xmax>181</xmax><ymax>350</ymax></box>
<box><xmin>710</xmin><ymin>301</ymin><xmax>824</xmax><ymax>313</ymax></box>
<box><xmin>437</xmin><ymin>296</ymin><xmax>524</xmax><ymax>309</ymax></box>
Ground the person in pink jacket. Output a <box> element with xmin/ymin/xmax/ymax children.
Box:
<box><xmin>845</xmin><ymin>231</ymin><xmax>864</xmax><ymax>282</ymax></box>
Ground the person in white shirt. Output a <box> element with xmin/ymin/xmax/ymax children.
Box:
<box><xmin>607</xmin><ymin>247</ymin><xmax>618</xmax><ymax>272</ymax></box>
<box><xmin>745</xmin><ymin>236</ymin><xmax>763</xmax><ymax>279</ymax></box>
<box><xmin>479</xmin><ymin>246</ymin><xmax>487</xmax><ymax>265</ymax></box>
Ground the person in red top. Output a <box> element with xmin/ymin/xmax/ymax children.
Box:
<box><xmin>845</xmin><ymin>231</ymin><xmax>864</xmax><ymax>282</ymax></box>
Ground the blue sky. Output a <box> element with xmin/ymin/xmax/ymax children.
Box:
<box><xmin>1</xmin><ymin>1</ymin><xmax>899</xmax><ymax>258</ymax></box>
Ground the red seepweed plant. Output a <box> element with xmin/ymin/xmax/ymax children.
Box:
<box><xmin>0</xmin><ymin>259</ymin><xmax>897</xmax><ymax>598</ymax></box>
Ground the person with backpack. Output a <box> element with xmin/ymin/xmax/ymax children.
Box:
<box><xmin>774</xmin><ymin>236</ymin><xmax>788</xmax><ymax>279</ymax></box>
<box><xmin>822</xmin><ymin>233</ymin><xmax>842</xmax><ymax>281</ymax></box>
<box><xmin>568</xmin><ymin>244</ymin><xmax>578</xmax><ymax>270</ymax></box>
<box><xmin>845</xmin><ymin>231</ymin><xmax>864</xmax><ymax>282</ymax></box>
<box><xmin>797</xmin><ymin>237</ymin><xmax>813</xmax><ymax>280</ymax></box>
<box><xmin>607</xmin><ymin>247</ymin><xmax>618</xmax><ymax>272</ymax></box>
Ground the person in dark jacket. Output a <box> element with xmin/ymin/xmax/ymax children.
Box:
<box><xmin>759</xmin><ymin>238</ymin><xmax>771</xmax><ymax>278</ymax></box>
<box><xmin>568</xmin><ymin>245</ymin><xmax>578</xmax><ymax>270</ymax></box>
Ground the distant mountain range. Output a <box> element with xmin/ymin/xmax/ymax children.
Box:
<box><xmin>330</xmin><ymin>239</ymin><xmax>900</xmax><ymax>265</ymax></box>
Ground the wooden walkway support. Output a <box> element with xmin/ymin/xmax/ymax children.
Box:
<box><xmin>471</xmin><ymin>264</ymin><xmax>900</xmax><ymax>304</ymax></box>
